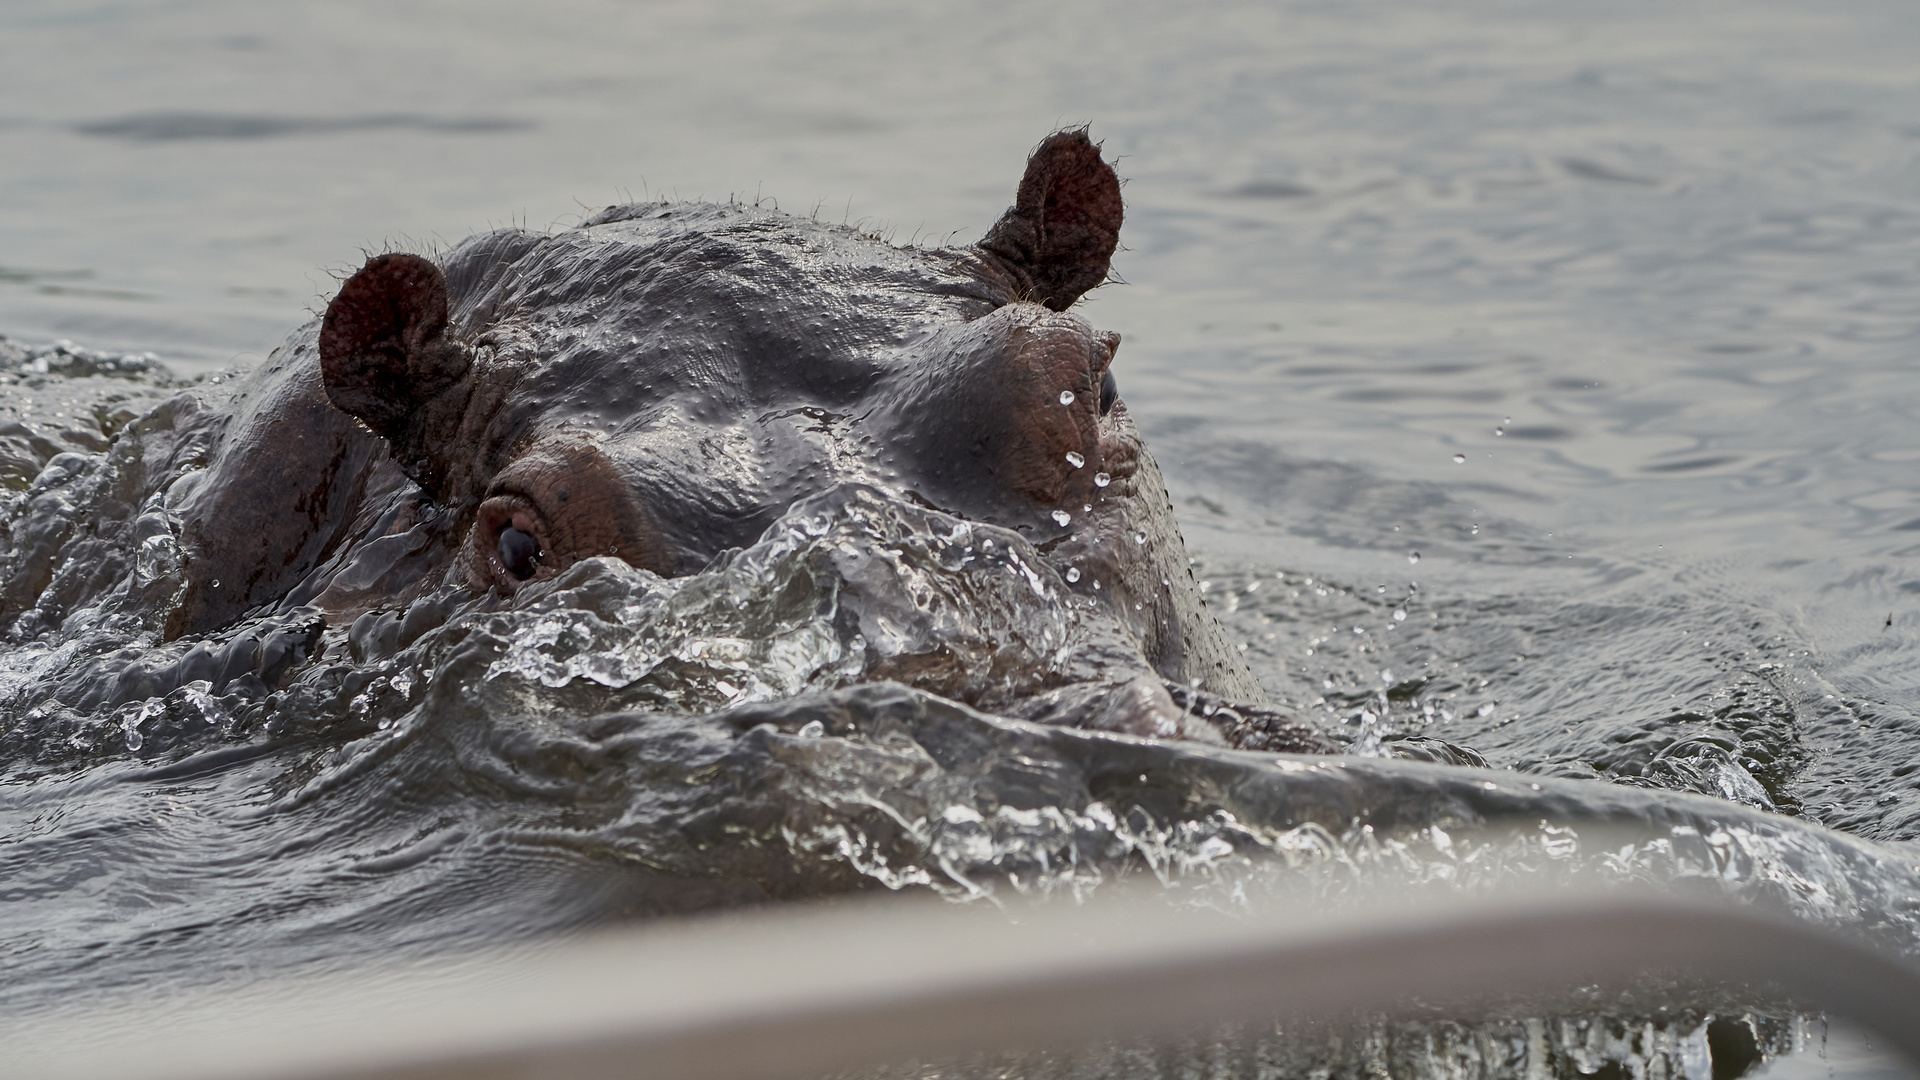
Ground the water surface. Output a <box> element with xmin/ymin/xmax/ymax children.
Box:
<box><xmin>5</xmin><ymin>2</ymin><xmax>1920</xmax><ymax>1076</ymax></box>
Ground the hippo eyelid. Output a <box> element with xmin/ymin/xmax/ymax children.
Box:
<box><xmin>1093</xmin><ymin>330</ymin><xmax>1120</xmax><ymax>415</ymax></box>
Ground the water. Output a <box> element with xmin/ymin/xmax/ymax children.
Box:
<box><xmin>6</xmin><ymin>1</ymin><xmax>1920</xmax><ymax>1076</ymax></box>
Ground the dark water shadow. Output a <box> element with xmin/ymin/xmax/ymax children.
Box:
<box><xmin>73</xmin><ymin>112</ymin><xmax>534</xmax><ymax>142</ymax></box>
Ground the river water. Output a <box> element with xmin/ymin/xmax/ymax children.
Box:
<box><xmin>5</xmin><ymin>1</ymin><xmax>1920</xmax><ymax>1076</ymax></box>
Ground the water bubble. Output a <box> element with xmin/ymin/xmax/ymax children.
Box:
<box><xmin>390</xmin><ymin>670</ymin><xmax>415</xmax><ymax>698</ymax></box>
<box><xmin>1065</xmin><ymin>451</ymin><xmax>1085</xmax><ymax>469</ymax></box>
<box><xmin>1058</xmin><ymin>390</ymin><xmax>1075</xmax><ymax>406</ymax></box>
<box><xmin>1452</xmin><ymin>454</ymin><xmax>1466</xmax><ymax>464</ymax></box>
<box><xmin>1051</xmin><ymin>509</ymin><xmax>1072</xmax><ymax>527</ymax></box>
<box><xmin>1394</xmin><ymin>608</ymin><xmax>1407</xmax><ymax>622</ymax></box>
<box><xmin>135</xmin><ymin>533</ymin><xmax>183</xmax><ymax>586</ymax></box>
<box><xmin>1065</xmin><ymin>567</ymin><xmax>1082</xmax><ymax>583</ymax></box>
<box><xmin>1408</xmin><ymin>550</ymin><xmax>1421</xmax><ymax>565</ymax></box>
<box><xmin>179</xmin><ymin>683</ymin><xmax>226</xmax><ymax>727</ymax></box>
<box><xmin>1091</xmin><ymin>580</ymin><xmax>1101</xmax><ymax>590</ymax></box>
<box><xmin>121</xmin><ymin>699</ymin><xmax>163</xmax><ymax>752</ymax></box>
<box><xmin>1135</xmin><ymin>530</ymin><xmax>1148</xmax><ymax>545</ymax></box>
<box><xmin>1540</xmin><ymin>825</ymin><xmax>1578</xmax><ymax>859</ymax></box>
<box><xmin>1381</xmin><ymin>670</ymin><xmax>1394</xmax><ymax>684</ymax></box>
<box><xmin>797</xmin><ymin>719</ymin><xmax>825</xmax><ymax>738</ymax></box>
<box><xmin>211</xmin><ymin>579</ymin><xmax>220</xmax><ymax>588</ymax></box>
<box><xmin>1093</xmin><ymin>472</ymin><xmax>1110</xmax><ymax>488</ymax></box>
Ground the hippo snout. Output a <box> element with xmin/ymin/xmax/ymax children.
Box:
<box><xmin>872</xmin><ymin>303</ymin><xmax>1128</xmax><ymax>527</ymax></box>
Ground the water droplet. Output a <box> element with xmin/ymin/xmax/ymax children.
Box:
<box><xmin>1091</xmin><ymin>580</ymin><xmax>1101</xmax><ymax>590</ymax></box>
<box><xmin>1394</xmin><ymin>609</ymin><xmax>1407</xmax><ymax>622</ymax></box>
<box><xmin>1066</xmin><ymin>567</ymin><xmax>1082</xmax><ymax>583</ymax></box>
<box><xmin>1408</xmin><ymin>550</ymin><xmax>1421</xmax><ymax>565</ymax></box>
<box><xmin>1052</xmin><ymin>509</ymin><xmax>1072</xmax><ymax>527</ymax></box>
<box><xmin>1065</xmin><ymin>451</ymin><xmax>1085</xmax><ymax>468</ymax></box>
<box><xmin>1135</xmin><ymin>530</ymin><xmax>1148</xmax><ymax>545</ymax></box>
<box><xmin>211</xmin><ymin>579</ymin><xmax>220</xmax><ymax>588</ymax></box>
<box><xmin>1452</xmin><ymin>454</ymin><xmax>1466</xmax><ymax>464</ymax></box>
<box><xmin>797</xmin><ymin>719</ymin><xmax>825</xmax><ymax>738</ymax></box>
<box><xmin>1058</xmin><ymin>390</ymin><xmax>1076</xmax><ymax>406</ymax></box>
<box><xmin>1094</xmin><ymin>472</ymin><xmax>1111</xmax><ymax>488</ymax></box>
<box><xmin>1494</xmin><ymin>426</ymin><xmax>1505</xmax><ymax>437</ymax></box>
<box><xmin>1381</xmin><ymin>670</ymin><xmax>1394</xmax><ymax>684</ymax></box>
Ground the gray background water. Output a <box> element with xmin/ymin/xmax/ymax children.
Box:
<box><xmin>8</xmin><ymin>0</ymin><xmax>1920</xmax><ymax>1073</ymax></box>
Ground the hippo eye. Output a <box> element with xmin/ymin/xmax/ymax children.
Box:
<box><xmin>1100</xmin><ymin>369</ymin><xmax>1118</xmax><ymax>415</ymax></box>
<box><xmin>498</xmin><ymin>526</ymin><xmax>540</xmax><ymax>580</ymax></box>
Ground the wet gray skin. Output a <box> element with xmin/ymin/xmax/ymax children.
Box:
<box><xmin>34</xmin><ymin>130</ymin><xmax>1319</xmax><ymax>749</ymax></box>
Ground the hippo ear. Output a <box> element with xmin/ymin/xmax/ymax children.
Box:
<box><xmin>979</xmin><ymin>129</ymin><xmax>1124</xmax><ymax>312</ymax></box>
<box><xmin>319</xmin><ymin>253</ymin><xmax>469</xmax><ymax>441</ymax></box>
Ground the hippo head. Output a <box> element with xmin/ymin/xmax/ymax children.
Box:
<box><xmin>305</xmin><ymin>131</ymin><xmax>1246</xmax><ymax>696</ymax></box>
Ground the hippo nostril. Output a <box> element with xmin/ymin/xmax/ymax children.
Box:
<box><xmin>1100</xmin><ymin>369</ymin><xmax>1118</xmax><ymax>415</ymax></box>
<box><xmin>498</xmin><ymin>526</ymin><xmax>540</xmax><ymax>580</ymax></box>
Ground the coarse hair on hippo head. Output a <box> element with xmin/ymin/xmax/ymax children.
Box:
<box><xmin>165</xmin><ymin>129</ymin><xmax>1266</xmax><ymax>708</ymax></box>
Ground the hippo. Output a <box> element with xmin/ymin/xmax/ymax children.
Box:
<box><xmin>67</xmin><ymin>130</ymin><xmax>1331</xmax><ymax>750</ymax></box>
